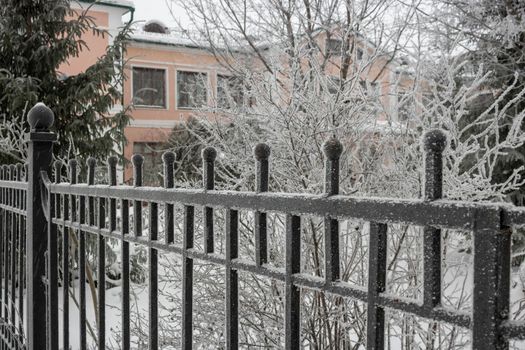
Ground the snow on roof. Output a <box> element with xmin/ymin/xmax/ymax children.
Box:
<box><xmin>130</xmin><ymin>27</ymin><xmax>210</xmax><ymax>49</ymax></box>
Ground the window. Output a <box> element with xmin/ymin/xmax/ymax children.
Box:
<box><xmin>327</xmin><ymin>76</ymin><xmax>342</xmax><ymax>95</ymax></box>
<box><xmin>177</xmin><ymin>71</ymin><xmax>208</xmax><ymax>109</ymax></box>
<box><xmin>356</xmin><ymin>48</ymin><xmax>364</xmax><ymax>60</ymax></box>
<box><xmin>397</xmin><ymin>90</ymin><xmax>414</xmax><ymax>121</ymax></box>
<box><xmin>326</xmin><ymin>38</ymin><xmax>342</xmax><ymax>56</ymax></box>
<box><xmin>217</xmin><ymin>75</ymin><xmax>244</xmax><ymax>108</ymax></box>
<box><xmin>132</xmin><ymin>67</ymin><xmax>166</xmax><ymax>108</ymax></box>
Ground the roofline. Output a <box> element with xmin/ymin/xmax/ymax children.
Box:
<box><xmin>129</xmin><ymin>37</ymin><xmax>208</xmax><ymax>50</ymax></box>
<box><xmin>79</xmin><ymin>1</ymin><xmax>135</xmax><ymax>12</ymax></box>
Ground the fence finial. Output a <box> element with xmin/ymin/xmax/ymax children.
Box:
<box><xmin>9</xmin><ymin>164</ymin><xmax>16</xmax><ymax>181</ymax></box>
<box><xmin>27</xmin><ymin>102</ymin><xmax>54</xmax><ymax>131</ymax></box>
<box><xmin>54</xmin><ymin>161</ymin><xmax>63</xmax><ymax>183</ymax></box>
<box><xmin>322</xmin><ymin>137</ymin><xmax>343</xmax><ymax>161</ymax></box>
<box><xmin>254</xmin><ymin>143</ymin><xmax>271</xmax><ymax>161</ymax></box>
<box><xmin>322</xmin><ymin>137</ymin><xmax>343</xmax><ymax>195</ymax></box>
<box><xmin>108</xmin><ymin>156</ymin><xmax>118</xmax><ymax>186</ymax></box>
<box><xmin>16</xmin><ymin>163</ymin><xmax>22</xmax><ymax>181</ymax></box>
<box><xmin>68</xmin><ymin>159</ymin><xmax>78</xmax><ymax>185</ymax></box>
<box><xmin>202</xmin><ymin>147</ymin><xmax>216</xmax><ymax>189</ymax></box>
<box><xmin>162</xmin><ymin>151</ymin><xmax>175</xmax><ymax>189</ymax></box>
<box><xmin>86</xmin><ymin>157</ymin><xmax>96</xmax><ymax>186</ymax></box>
<box><xmin>131</xmin><ymin>154</ymin><xmax>143</xmax><ymax>187</ymax></box>
<box><xmin>422</xmin><ymin>129</ymin><xmax>447</xmax><ymax>153</ymax></box>
<box><xmin>201</xmin><ymin>146</ymin><xmax>217</xmax><ymax>162</ymax></box>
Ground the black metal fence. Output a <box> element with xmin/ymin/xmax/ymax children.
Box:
<box><xmin>0</xmin><ymin>102</ymin><xmax>525</xmax><ymax>349</ymax></box>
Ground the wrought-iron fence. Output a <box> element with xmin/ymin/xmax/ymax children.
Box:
<box><xmin>0</xmin><ymin>102</ymin><xmax>524</xmax><ymax>349</ymax></box>
<box><xmin>0</xmin><ymin>163</ymin><xmax>27</xmax><ymax>350</ymax></box>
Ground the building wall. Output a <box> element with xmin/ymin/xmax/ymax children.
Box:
<box><xmin>60</xmin><ymin>2</ymin><xmax>127</xmax><ymax>76</ymax></box>
<box><xmin>123</xmin><ymin>43</ymin><xmax>230</xmax><ymax>180</ymax></box>
<box><xmin>59</xmin><ymin>10</ymin><xmax>110</xmax><ymax>76</ymax></box>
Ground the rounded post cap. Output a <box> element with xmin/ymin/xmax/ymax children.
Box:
<box><xmin>108</xmin><ymin>156</ymin><xmax>118</xmax><ymax>167</ymax></box>
<box><xmin>86</xmin><ymin>157</ymin><xmax>96</xmax><ymax>168</ymax></box>
<box><xmin>54</xmin><ymin>160</ymin><xmax>63</xmax><ymax>170</ymax></box>
<box><xmin>27</xmin><ymin>102</ymin><xmax>54</xmax><ymax>131</ymax></box>
<box><xmin>323</xmin><ymin>137</ymin><xmax>343</xmax><ymax>160</ymax></box>
<box><xmin>162</xmin><ymin>151</ymin><xmax>176</xmax><ymax>164</ymax></box>
<box><xmin>16</xmin><ymin>163</ymin><xmax>22</xmax><ymax>172</ymax></box>
<box><xmin>201</xmin><ymin>147</ymin><xmax>217</xmax><ymax>162</ymax></box>
<box><xmin>9</xmin><ymin>164</ymin><xmax>16</xmax><ymax>173</ymax></box>
<box><xmin>131</xmin><ymin>153</ymin><xmax>144</xmax><ymax>166</ymax></box>
<box><xmin>423</xmin><ymin>129</ymin><xmax>447</xmax><ymax>152</ymax></box>
<box><xmin>68</xmin><ymin>159</ymin><xmax>78</xmax><ymax>169</ymax></box>
<box><xmin>254</xmin><ymin>143</ymin><xmax>271</xmax><ymax>161</ymax></box>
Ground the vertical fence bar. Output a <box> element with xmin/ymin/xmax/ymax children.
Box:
<box><xmin>121</xmin><ymin>195</ymin><xmax>130</xmax><ymax>350</ymax></box>
<box><xmin>8</xmin><ymin>165</ymin><xmax>15</xmax><ymax>344</ymax></box>
<box><xmin>225</xmin><ymin>209</ymin><xmax>238</xmax><ymax>349</ymax></box>
<box><xmin>144</xmin><ymin>152</ymin><xmax>158</xmax><ymax>350</ymax></box>
<box><xmin>0</xmin><ymin>166</ymin><xmax>4</xmax><ymax>347</ymax></box>
<box><xmin>162</xmin><ymin>152</ymin><xmax>175</xmax><ymax>245</ymax></box>
<box><xmin>9</xmin><ymin>165</ymin><xmax>16</xmax><ymax>338</ymax></box>
<box><xmin>84</xmin><ymin>157</ymin><xmax>96</xmax><ymax>350</ymax></box>
<box><xmin>4</xmin><ymin>165</ymin><xmax>10</xmax><ymax>342</ymax></box>
<box><xmin>472</xmin><ymin>207</ymin><xmax>510</xmax><ymax>350</ymax></box>
<box><xmin>78</xmin><ymin>160</ymin><xmax>87</xmax><ymax>350</ymax></box>
<box><xmin>285</xmin><ymin>214</ymin><xmax>301</xmax><ymax>350</ymax></box>
<box><xmin>422</xmin><ymin>130</ymin><xmax>446</xmax><ymax>311</ymax></box>
<box><xmin>366</xmin><ymin>222</ymin><xmax>388</xmax><ymax>349</ymax></box>
<box><xmin>0</xmin><ymin>165</ymin><xmax>5</xmax><ymax>349</ymax></box>
<box><xmin>323</xmin><ymin>138</ymin><xmax>342</xmax><ymax>282</ymax></box>
<box><xmin>15</xmin><ymin>163</ymin><xmax>22</xmax><ymax>345</ymax></box>
<box><xmin>47</xmin><ymin>161</ymin><xmax>61</xmax><ymax>350</ymax></box>
<box><xmin>202</xmin><ymin>147</ymin><xmax>216</xmax><ymax>253</ymax></box>
<box><xmin>98</xmin><ymin>163</ymin><xmax>106</xmax><ymax>349</ymax></box>
<box><xmin>132</xmin><ymin>155</ymin><xmax>143</xmax><ymax>238</ymax></box>
<box><xmin>149</xmin><ymin>200</ymin><xmax>158</xmax><ymax>349</ymax></box>
<box><xmin>254</xmin><ymin>144</ymin><xmax>270</xmax><ymax>267</ymax></box>
<box><xmin>182</xmin><ymin>204</ymin><xmax>194</xmax><ymax>350</ymax></box>
<box><xmin>62</xmin><ymin>160</ymin><xmax>76</xmax><ymax>350</ymax></box>
<box><xmin>1</xmin><ymin>165</ymin><xmax>6</xmax><ymax>350</ymax></box>
<box><xmin>19</xmin><ymin>165</ymin><xmax>27</xmax><ymax>337</ymax></box>
<box><xmin>26</xmin><ymin>103</ymin><xmax>56</xmax><ymax>350</ymax></box>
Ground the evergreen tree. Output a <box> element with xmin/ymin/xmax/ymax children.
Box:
<box><xmin>0</xmin><ymin>0</ymin><xmax>131</xmax><ymax>162</ymax></box>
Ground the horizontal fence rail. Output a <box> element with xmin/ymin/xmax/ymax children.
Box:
<box><xmin>0</xmin><ymin>103</ymin><xmax>524</xmax><ymax>349</ymax></box>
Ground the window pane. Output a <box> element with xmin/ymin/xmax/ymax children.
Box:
<box><xmin>357</xmin><ymin>48</ymin><xmax>364</xmax><ymax>60</ymax></box>
<box><xmin>326</xmin><ymin>38</ymin><xmax>342</xmax><ymax>56</ymax></box>
<box><xmin>132</xmin><ymin>67</ymin><xmax>166</xmax><ymax>108</ymax></box>
<box><xmin>177</xmin><ymin>71</ymin><xmax>208</xmax><ymax>109</ymax></box>
<box><xmin>398</xmin><ymin>90</ymin><xmax>414</xmax><ymax>121</ymax></box>
<box><xmin>217</xmin><ymin>75</ymin><xmax>244</xmax><ymax>108</ymax></box>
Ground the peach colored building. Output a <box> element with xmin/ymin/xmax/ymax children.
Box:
<box><xmin>70</xmin><ymin>1</ymin><xmax>416</xmax><ymax>182</ymax></box>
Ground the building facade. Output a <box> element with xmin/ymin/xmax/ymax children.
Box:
<box><xmin>71</xmin><ymin>1</ymin><xmax>416</xmax><ymax>182</ymax></box>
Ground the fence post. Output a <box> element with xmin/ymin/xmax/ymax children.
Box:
<box><xmin>422</xmin><ymin>129</ymin><xmax>446</xmax><ymax>309</ymax></box>
<box><xmin>25</xmin><ymin>102</ymin><xmax>56</xmax><ymax>350</ymax></box>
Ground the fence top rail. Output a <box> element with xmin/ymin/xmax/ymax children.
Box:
<box><xmin>0</xmin><ymin>179</ymin><xmax>28</xmax><ymax>190</ymax></box>
<box><xmin>41</xmin><ymin>173</ymin><xmax>525</xmax><ymax>230</ymax></box>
